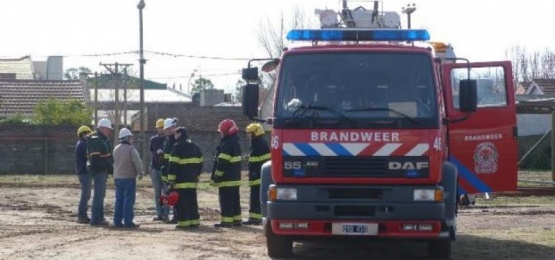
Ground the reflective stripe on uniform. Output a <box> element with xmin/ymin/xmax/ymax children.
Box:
<box><xmin>218</xmin><ymin>153</ymin><xmax>241</xmax><ymax>162</ymax></box>
<box><xmin>164</xmin><ymin>153</ymin><xmax>170</xmax><ymax>159</ymax></box>
<box><xmin>174</xmin><ymin>182</ymin><xmax>198</xmax><ymax>189</ymax></box>
<box><xmin>218</xmin><ymin>180</ymin><xmax>241</xmax><ymax>187</ymax></box>
<box><xmin>167</xmin><ymin>175</ymin><xmax>176</xmax><ymax>181</ymax></box>
<box><xmin>161</xmin><ymin>175</ymin><xmax>168</xmax><ymax>181</ymax></box>
<box><xmin>249</xmin><ymin>153</ymin><xmax>270</xmax><ymax>163</ymax></box>
<box><xmin>100</xmin><ymin>153</ymin><xmax>111</xmax><ymax>157</ymax></box>
<box><xmin>214</xmin><ymin>170</ymin><xmax>224</xmax><ymax>177</ymax></box>
<box><xmin>169</xmin><ymin>157</ymin><xmax>203</xmax><ymax>164</ymax></box>
<box><xmin>177</xmin><ymin>220</ymin><xmax>194</xmax><ymax>227</ymax></box>
<box><xmin>248</xmin><ymin>179</ymin><xmax>261</xmax><ymax>186</ymax></box>
<box><xmin>89</xmin><ymin>152</ymin><xmax>101</xmax><ymax>156</ymax></box>
<box><xmin>249</xmin><ymin>213</ymin><xmax>262</xmax><ymax>220</ymax></box>
<box><xmin>221</xmin><ymin>216</ymin><xmax>234</xmax><ymax>223</ymax></box>
<box><xmin>233</xmin><ymin>215</ymin><xmax>242</xmax><ymax>221</ymax></box>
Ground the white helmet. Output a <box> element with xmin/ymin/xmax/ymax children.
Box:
<box><xmin>97</xmin><ymin>118</ymin><xmax>113</xmax><ymax>129</ymax></box>
<box><xmin>118</xmin><ymin>128</ymin><xmax>133</xmax><ymax>139</ymax></box>
<box><xmin>163</xmin><ymin>118</ymin><xmax>178</xmax><ymax>130</ymax></box>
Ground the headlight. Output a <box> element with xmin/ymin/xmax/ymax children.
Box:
<box><xmin>413</xmin><ymin>189</ymin><xmax>443</xmax><ymax>201</ymax></box>
<box><xmin>277</xmin><ymin>188</ymin><xmax>298</xmax><ymax>200</ymax></box>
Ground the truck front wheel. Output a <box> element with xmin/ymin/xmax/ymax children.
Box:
<box><xmin>428</xmin><ymin>239</ymin><xmax>451</xmax><ymax>259</ymax></box>
<box><xmin>265</xmin><ymin>221</ymin><xmax>293</xmax><ymax>258</ymax></box>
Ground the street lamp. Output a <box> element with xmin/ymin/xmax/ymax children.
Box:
<box><xmin>137</xmin><ymin>0</ymin><xmax>147</xmax><ymax>171</ymax></box>
<box><xmin>187</xmin><ymin>71</ymin><xmax>196</xmax><ymax>94</ymax></box>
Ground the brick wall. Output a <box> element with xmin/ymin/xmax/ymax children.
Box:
<box><xmin>0</xmin><ymin>124</ymin><xmax>255</xmax><ymax>174</ymax></box>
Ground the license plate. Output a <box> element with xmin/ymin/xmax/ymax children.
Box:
<box><xmin>331</xmin><ymin>223</ymin><xmax>378</xmax><ymax>236</ymax></box>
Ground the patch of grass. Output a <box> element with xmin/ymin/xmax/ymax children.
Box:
<box><xmin>477</xmin><ymin>195</ymin><xmax>555</xmax><ymax>206</ymax></box>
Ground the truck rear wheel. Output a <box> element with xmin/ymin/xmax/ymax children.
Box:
<box><xmin>428</xmin><ymin>239</ymin><xmax>451</xmax><ymax>259</ymax></box>
<box><xmin>265</xmin><ymin>221</ymin><xmax>293</xmax><ymax>258</ymax></box>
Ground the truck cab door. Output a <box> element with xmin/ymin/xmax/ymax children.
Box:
<box><xmin>442</xmin><ymin>61</ymin><xmax>517</xmax><ymax>193</ymax></box>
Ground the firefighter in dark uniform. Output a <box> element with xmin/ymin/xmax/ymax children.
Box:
<box><xmin>161</xmin><ymin>118</ymin><xmax>178</xmax><ymax>223</ymax></box>
<box><xmin>211</xmin><ymin>119</ymin><xmax>242</xmax><ymax>228</ymax></box>
<box><xmin>87</xmin><ymin>118</ymin><xmax>114</xmax><ymax>226</ymax></box>
<box><xmin>167</xmin><ymin>127</ymin><xmax>204</xmax><ymax>229</ymax></box>
<box><xmin>243</xmin><ymin>123</ymin><xmax>270</xmax><ymax>225</ymax></box>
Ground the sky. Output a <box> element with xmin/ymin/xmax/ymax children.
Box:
<box><xmin>0</xmin><ymin>0</ymin><xmax>553</xmax><ymax>94</ymax></box>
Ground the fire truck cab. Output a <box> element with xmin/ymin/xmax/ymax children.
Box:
<box><xmin>241</xmin><ymin>1</ymin><xmax>517</xmax><ymax>258</ymax></box>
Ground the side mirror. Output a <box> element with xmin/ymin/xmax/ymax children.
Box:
<box><xmin>242</xmin><ymin>67</ymin><xmax>259</xmax><ymax>81</ymax></box>
<box><xmin>261</xmin><ymin>59</ymin><xmax>280</xmax><ymax>72</ymax></box>
<box><xmin>459</xmin><ymin>79</ymin><xmax>477</xmax><ymax>112</ymax></box>
<box><xmin>242</xmin><ymin>83</ymin><xmax>259</xmax><ymax>118</ymax></box>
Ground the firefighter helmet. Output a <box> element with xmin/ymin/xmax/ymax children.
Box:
<box><xmin>160</xmin><ymin>191</ymin><xmax>179</xmax><ymax>207</ymax></box>
<box><xmin>77</xmin><ymin>125</ymin><xmax>92</xmax><ymax>137</ymax></box>
<box><xmin>218</xmin><ymin>119</ymin><xmax>238</xmax><ymax>136</ymax></box>
<box><xmin>246</xmin><ymin>123</ymin><xmax>265</xmax><ymax>137</ymax></box>
<box><xmin>155</xmin><ymin>118</ymin><xmax>165</xmax><ymax>129</ymax></box>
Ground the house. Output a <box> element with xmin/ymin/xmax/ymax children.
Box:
<box><xmin>522</xmin><ymin>79</ymin><xmax>555</xmax><ymax>95</ymax></box>
<box><xmin>0</xmin><ymin>56</ymin><xmax>63</xmax><ymax>80</ymax></box>
<box><xmin>0</xmin><ymin>80</ymin><xmax>85</xmax><ymax>119</ymax></box>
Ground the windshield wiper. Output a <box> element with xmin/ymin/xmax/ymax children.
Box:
<box><xmin>292</xmin><ymin>104</ymin><xmax>356</xmax><ymax>125</ymax></box>
<box><xmin>345</xmin><ymin>107</ymin><xmax>420</xmax><ymax>124</ymax></box>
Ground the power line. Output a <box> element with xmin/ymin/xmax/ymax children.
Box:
<box><xmin>144</xmin><ymin>50</ymin><xmax>253</xmax><ymax>61</ymax></box>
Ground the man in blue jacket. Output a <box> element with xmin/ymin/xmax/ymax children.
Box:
<box><xmin>75</xmin><ymin>125</ymin><xmax>92</xmax><ymax>224</ymax></box>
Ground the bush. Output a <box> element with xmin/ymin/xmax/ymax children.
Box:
<box><xmin>34</xmin><ymin>98</ymin><xmax>92</xmax><ymax>125</ymax></box>
<box><xmin>0</xmin><ymin>113</ymin><xmax>34</xmax><ymax>126</ymax></box>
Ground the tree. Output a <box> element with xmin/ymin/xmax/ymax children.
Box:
<box><xmin>506</xmin><ymin>45</ymin><xmax>555</xmax><ymax>88</ymax></box>
<box><xmin>64</xmin><ymin>67</ymin><xmax>92</xmax><ymax>80</ymax></box>
<box><xmin>233</xmin><ymin>79</ymin><xmax>246</xmax><ymax>102</ymax></box>
<box><xmin>190</xmin><ymin>77</ymin><xmax>215</xmax><ymax>94</ymax></box>
<box><xmin>256</xmin><ymin>6</ymin><xmax>312</xmax><ymax>118</ymax></box>
<box><xmin>34</xmin><ymin>98</ymin><xmax>92</xmax><ymax>125</ymax></box>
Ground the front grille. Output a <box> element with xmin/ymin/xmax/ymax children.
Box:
<box><xmin>334</xmin><ymin>205</ymin><xmax>375</xmax><ymax>217</ymax></box>
<box><xmin>325</xmin><ymin>157</ymin><xmax>387</xmax><ymax>176</ymax></box>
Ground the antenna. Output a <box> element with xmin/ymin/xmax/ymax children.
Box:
<box><xmin>401</xmin><ymin>3</ymin><xmax>417</xmax><ymax>29</ymax></box>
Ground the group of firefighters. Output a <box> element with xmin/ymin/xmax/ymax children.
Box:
<box><xmin>74</xmin><ymin>117</ymin><xmax>270</xmax><ymax>229</ymax></box>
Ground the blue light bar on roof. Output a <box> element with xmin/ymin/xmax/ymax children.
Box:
<box><xmin>286</xmin><ymin>29</ymin><xmax>430</xmax><ymax>42</ymax></box>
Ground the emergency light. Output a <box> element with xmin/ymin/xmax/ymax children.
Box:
<box><xmin>286</xmin><ymin>29</ymin><xmax>430</xmax><ymax>42</ymax></box>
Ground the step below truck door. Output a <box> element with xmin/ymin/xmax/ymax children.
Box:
<box><xmin>442</xmin><ymin>61</ymin><xmax>518</xmax><ymax>193</ymax></box>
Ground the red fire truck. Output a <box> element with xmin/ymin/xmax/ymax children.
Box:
<box><xmin>241</xmin><ymin>1</ymin><xmax>518</xmax><ymax>258</ymax></box>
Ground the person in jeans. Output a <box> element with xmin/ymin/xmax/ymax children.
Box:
<box><xmin>150</xmin><ymin>119</ymin><xmax>169</xmax><ymax>221</ymax></box>
<box><xmin>87</xmin><ymin>118</ymin><xmax>113</xmax><ymax>226</ymax></box>
<box><xmin>75</xmin><ymin>125</ymin><xmax>92</xmax><ymax>224</ymax></box>
<box><xmin>112</xmin><ymin>128</ymin><xmax>144</xmax><ymax>228</ymax></box>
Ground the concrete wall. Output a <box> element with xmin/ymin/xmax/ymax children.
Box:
<box><xmin>517</xmin><ymin>114</ymin><xmax>551</xmax><ymax>136</ymax></box>
<box><xmin>0</xmin><ymin>125</ymin><xmax>254</xmax><ymax>174</ymax></box>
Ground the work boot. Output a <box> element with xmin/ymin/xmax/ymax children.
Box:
<box><xmin>242</xmin><ymin>219</ymin><xmax>262</xmax><ymax>226</ymax></box>
<box><xmin>152</xmin><ymin>216</ymin><xmax>165</xmax><ymax>221</ymax></box>
<box><xmin>214</xmin><ymin>222</ymin><xmax>233</xmax><ymax>228</ymax></box>
<box><xmin>166</xmin><ymin>218</ymin><xmax>177</xmax><ymax>224</ymax></box>
<box><xmin>124</xmin><ymin>223</ymin><xmax>140</xmax><ymax>229</ymax></box>
<box><xmin>90</xmin><ymin>220</ymin><xmax>109</xmax><ymax>227</ymax></box>
<box><xmin>77</xmin><ymin>217</ymin><xmax>91</xmax><ymax>224</ymax></box>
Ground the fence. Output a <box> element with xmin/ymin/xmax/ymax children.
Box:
<box><xmin>0</xmin><ymin>126</ymin><xmax>252</xmax><ymax>174</ymax></box>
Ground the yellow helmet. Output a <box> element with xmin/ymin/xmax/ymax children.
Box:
<box><xmin>77</xmin><ymin>125</ymin><xmax>92</xmax><ymax>137</ymax></box>
<box><xmin>246</xmin><ymin>123</ymin><xmax>265</xmax><ymax>136</ymax></box>
<box><xmin>156</xmin><ymin>118</ymin><xmax>165</xmax><ymax>129</ymax></box>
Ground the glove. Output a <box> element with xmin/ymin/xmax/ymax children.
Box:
<box><xmin>138</xmin><ymin>172</ymin><xmax>144</xmax><ymax>180</ymax></box>
<box><xmin>157</xmin><ymin>149</ymin><xmax>163</xmax><ymax>155</ymax></box>
<box><xmin>166</xmin><ymin>182</ymin><xmax>174</xmax><ymax>191</ymax></box>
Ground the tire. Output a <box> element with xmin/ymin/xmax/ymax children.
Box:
<box><xmin>428</xmin><ymin>239</ymin><xmax>451</xmax><ymax>259</ymax></box>
<box><xmin>265</xmin><ymin>221</ymin><xmax>293</xmax><ymax>258</ymax></box>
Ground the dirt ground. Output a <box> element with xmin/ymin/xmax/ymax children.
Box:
<box><xmin>1</xmin><ymin>176</ymin><xmax>555</xmax><ymax>260</ymax></box>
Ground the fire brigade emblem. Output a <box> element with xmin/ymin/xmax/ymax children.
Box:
<box><xmin>473</xmin><ymin>142</ymin><xmax>498</xmax><ymax>174</ymax></box>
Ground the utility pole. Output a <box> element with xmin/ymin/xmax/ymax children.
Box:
<box><xmin>138</xmin><ymin>0</ymin><xmax>147</xmax><ymax>174</ymax></box>
<box><xmin>100</xmin><ymin>62</ymin><xmax>133</xmax><ymax>145</ymax></box>
<box><xmin>94</xmin><ymin>72</ymin><xmax>98</xmax><ymax>126</ymax></box>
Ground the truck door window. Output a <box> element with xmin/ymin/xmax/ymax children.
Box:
<box><xmin>450</xmin><ymin>66</ymin><xmax>507</xmax><ymax>108</ymax></box>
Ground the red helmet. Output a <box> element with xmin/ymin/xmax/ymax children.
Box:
<box><xmin>218</xmin><ymin>119</ymin><xmax>238</xmax><ymax>136</ymax></box>
<box><xmin>160</xmin><ymin>191</ymin><xmax>179</xmax><ymax>207</ymax></box>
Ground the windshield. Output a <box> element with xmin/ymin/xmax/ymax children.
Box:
<box><xmin>274</xmin><ymin>51</ymin><xmax>438</xmax><ymax>129</ymax></box>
